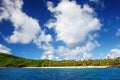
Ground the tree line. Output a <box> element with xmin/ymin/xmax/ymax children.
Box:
<box><xmin>0</xmin><ymin>53</ymin><xmax>119</xmax><ymax>67</ymax></box>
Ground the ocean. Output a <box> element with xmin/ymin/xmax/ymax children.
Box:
<box><xmin>0</xmin><ymin>68</ymin><xmax>120</xmax><ymax>80</ymax></box>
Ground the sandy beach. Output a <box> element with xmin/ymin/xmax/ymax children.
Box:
<box><xmin>23</xmin><ymin>66</ymin><xmax>109</xmax><ymax>68</ymax></box>
<box><xmin>0</xmin><ymin>66</ymin><xmax>109</xmax><ymax>68</ymax></box>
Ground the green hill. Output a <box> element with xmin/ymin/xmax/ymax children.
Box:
<box><xmin>0</xmin><ymin>53</ymin><xmax>47</xmax><ymax>67</ymax></box>
<box><xmin>0</xmin><ymin>52</ymin><xmax>119</xmax><ymax>67</ymax></box>
<box><xmin>0</xmin><ymin>53</ymin><xmax>27</xmax><ymax>67</ymax></box>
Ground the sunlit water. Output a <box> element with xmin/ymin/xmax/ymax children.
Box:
<box><xmin>0</xmin><ymin>68</ymin><xmax>120</xmax><ymax>80</ymax></box>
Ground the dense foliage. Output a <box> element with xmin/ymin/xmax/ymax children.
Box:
<box><xmin>0</xmin><ymin>53</ymin><xmax>119</xmax><ymax>67</ymax></box>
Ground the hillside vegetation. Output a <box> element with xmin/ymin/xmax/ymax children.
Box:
<box><xmin>0</xmin><ymin>53</ymin><xmax>119</xmax><ymax>67</ymax></box>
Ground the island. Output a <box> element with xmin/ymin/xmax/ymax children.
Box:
<box><xmin>0</xmin><ymin>53</ymin><xmax>119</xmax><ymax>68</ymax></box>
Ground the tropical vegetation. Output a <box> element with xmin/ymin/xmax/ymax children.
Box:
<box><xmin>0</xmin><ymin>53</ymin><xmax>119</xmax><ymax>68</ymax></box>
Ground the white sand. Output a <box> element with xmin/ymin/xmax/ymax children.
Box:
<box><xmin>24</xmin><ymin>66</ymin><xmax>109</xmax><ymax>68</ymax></box>
<box><xmin>0</xmin><ymin>66</ymin><xmax>109</xmax><ymax>68</ymax></box>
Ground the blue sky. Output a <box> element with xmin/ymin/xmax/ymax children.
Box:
<box><xmin>0</xmin><ymin>0</ymin><xmax>120</xmax><ymax>60</ymax></box>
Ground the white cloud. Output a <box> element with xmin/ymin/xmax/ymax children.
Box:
<box><xmin>34</xmin><ymin>32</ymin><xmax>53</xmax><ymax>50</ymax></box>
<box><xmin>41</xmin><ymin>55</ymin><xmax>47</xmax><ymax>59</ymax></box>
<box><xmin>0</xmin><ymin>44</ymin><xmax>11</xmax><ymax>54</ymax></box>
<box><xmin>46</xmin><ymin>0</ymin><xmax>101</xmax><ymax>47</ymax></box>
<box><xmin>0</xmin><ymin>0</ymin><xmax>40</xmax><ymax>44</ymax></box>
<box><xmin>116</xmin><ymin>28</ymin><xmax>120</xmax><ymax>37</ymax></box>
<box><xmin>0</xmin><ymin>0</ymin><xmax>52</xmax><ymax>51</ymax></box>
<box><xmin>41</xmin><ymin>54</ymin><xmax>58</xmax><ymax>60</ymax></box>
<box><xmin>0</xmin><ymin>0</ymin><xmax>102</xmax><ymax>60</ymax></box>
<box><xmin>41</xmin><ymin>0</ymin><xmax>101</xmax><ymax>60</ymax></box>
<box><xmin>41</xmin><ymin>40</ymin><xmax>99</xmax><ymax>60</ymax></box>
<box><xmin>107</xmin><ymin>49</ymin><xmax>120</xmax><ymax>59</ymax></box>
<box><xmin>40</xmin><ymin>46</ymin><xmax>59</xmax><ymax>60</ymax></box>
<box><xmin>56</xmin><ymin>41</ymin><xmax>95</xmax><ymax>60</ymax></box>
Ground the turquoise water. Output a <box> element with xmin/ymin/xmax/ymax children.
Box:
<box><xmin>0</xmin><ymin>68</ymin><xmax>120</xmax><ymax>80</ymax></box>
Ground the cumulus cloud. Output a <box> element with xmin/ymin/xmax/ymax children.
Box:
<box><xmin>46</xmin><ymin>0</ymin><xmax>101</xmax><ymax>47</ymax></box>
<box><xmin>0</xmin><ymin>0</ymin><xmax>101</xmax><ymax>60</ymax></box>
<box><xmin>116</xmin><ymin>28</ymin><xmax>120</xmax><ymax>37</ymax></box>
<box><xmin>41</xmin><ymin>40</ymin><xmax>100</xmax><ymax>60</ymax></box>
<box><xmin>0</xmin><ymin>0</ymin><xmax>40</xmax><ymax>44</ymax></box>
<box><xmin>34</xmin><ymin>32</ymin><xmax>53</xmax><ymax>50</ymax></box>
<box><xmin>0</xmin><ymin>0</ymin><xmax>52</xmax><ymax>51</ymax></box>
<box><xmin>0</xmin><ymin>44</ymin><xmax>11</xmax><ymax>54</ymax></box>
<box><xmin>41</xmin><ymin>0</ymin><xmax>101</xmax><ymax>60</ymax></box>
<box><xmin>56</xmin><ymin>41</ymin><xmax>97</xmax><ymax>60</ymax></box>
<box><xmin>107</xmin><ymin>49</ymin><xmax>120</xmax><ymax>59</ymax></box>
<box><xmin>41</xmin><ymin>46</ymin><xmax>59</xmax><ymax>60</ymax></box>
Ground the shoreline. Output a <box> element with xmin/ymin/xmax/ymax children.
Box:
<box><xmin>0</xmin><ymin>66</ymin><xmax>109</xmax><ymax>68</ymax></box>
<box><xmin>25</xmin><ymin>66</ymin><xmax>109</xmax><ymax>68</ymax></box>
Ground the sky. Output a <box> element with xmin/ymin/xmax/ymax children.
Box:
<box><xmin>0</xmin><ymin>0</ymin><xmax>120</xmax><ymax>60</ymax></box>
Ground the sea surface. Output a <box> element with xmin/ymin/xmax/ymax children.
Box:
<box><xmin>0</xmin><ymin>68</ymin><xmax>120</xmax><ymax>80</ymax></box>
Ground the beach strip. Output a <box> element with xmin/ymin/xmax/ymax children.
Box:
<box><xmin>23</xmin><ymin>66</ymin><xmax>109</xmax><ymax>68</ymax></box>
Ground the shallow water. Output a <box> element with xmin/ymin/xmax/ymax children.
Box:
<box><xmin>0</xmin><ymin>68</ymin><xmax>120</xmax><ymax>80</ymax></box>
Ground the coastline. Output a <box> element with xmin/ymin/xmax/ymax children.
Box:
<box><xmin>0</xmin><ymin>66</ymin><xmax>109</xmax><ymax>68</ymax></box>
<box><xmin>24</xmin><ymin>66</ymin><xmax>109</xmax><ymax>68</ymax></box>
